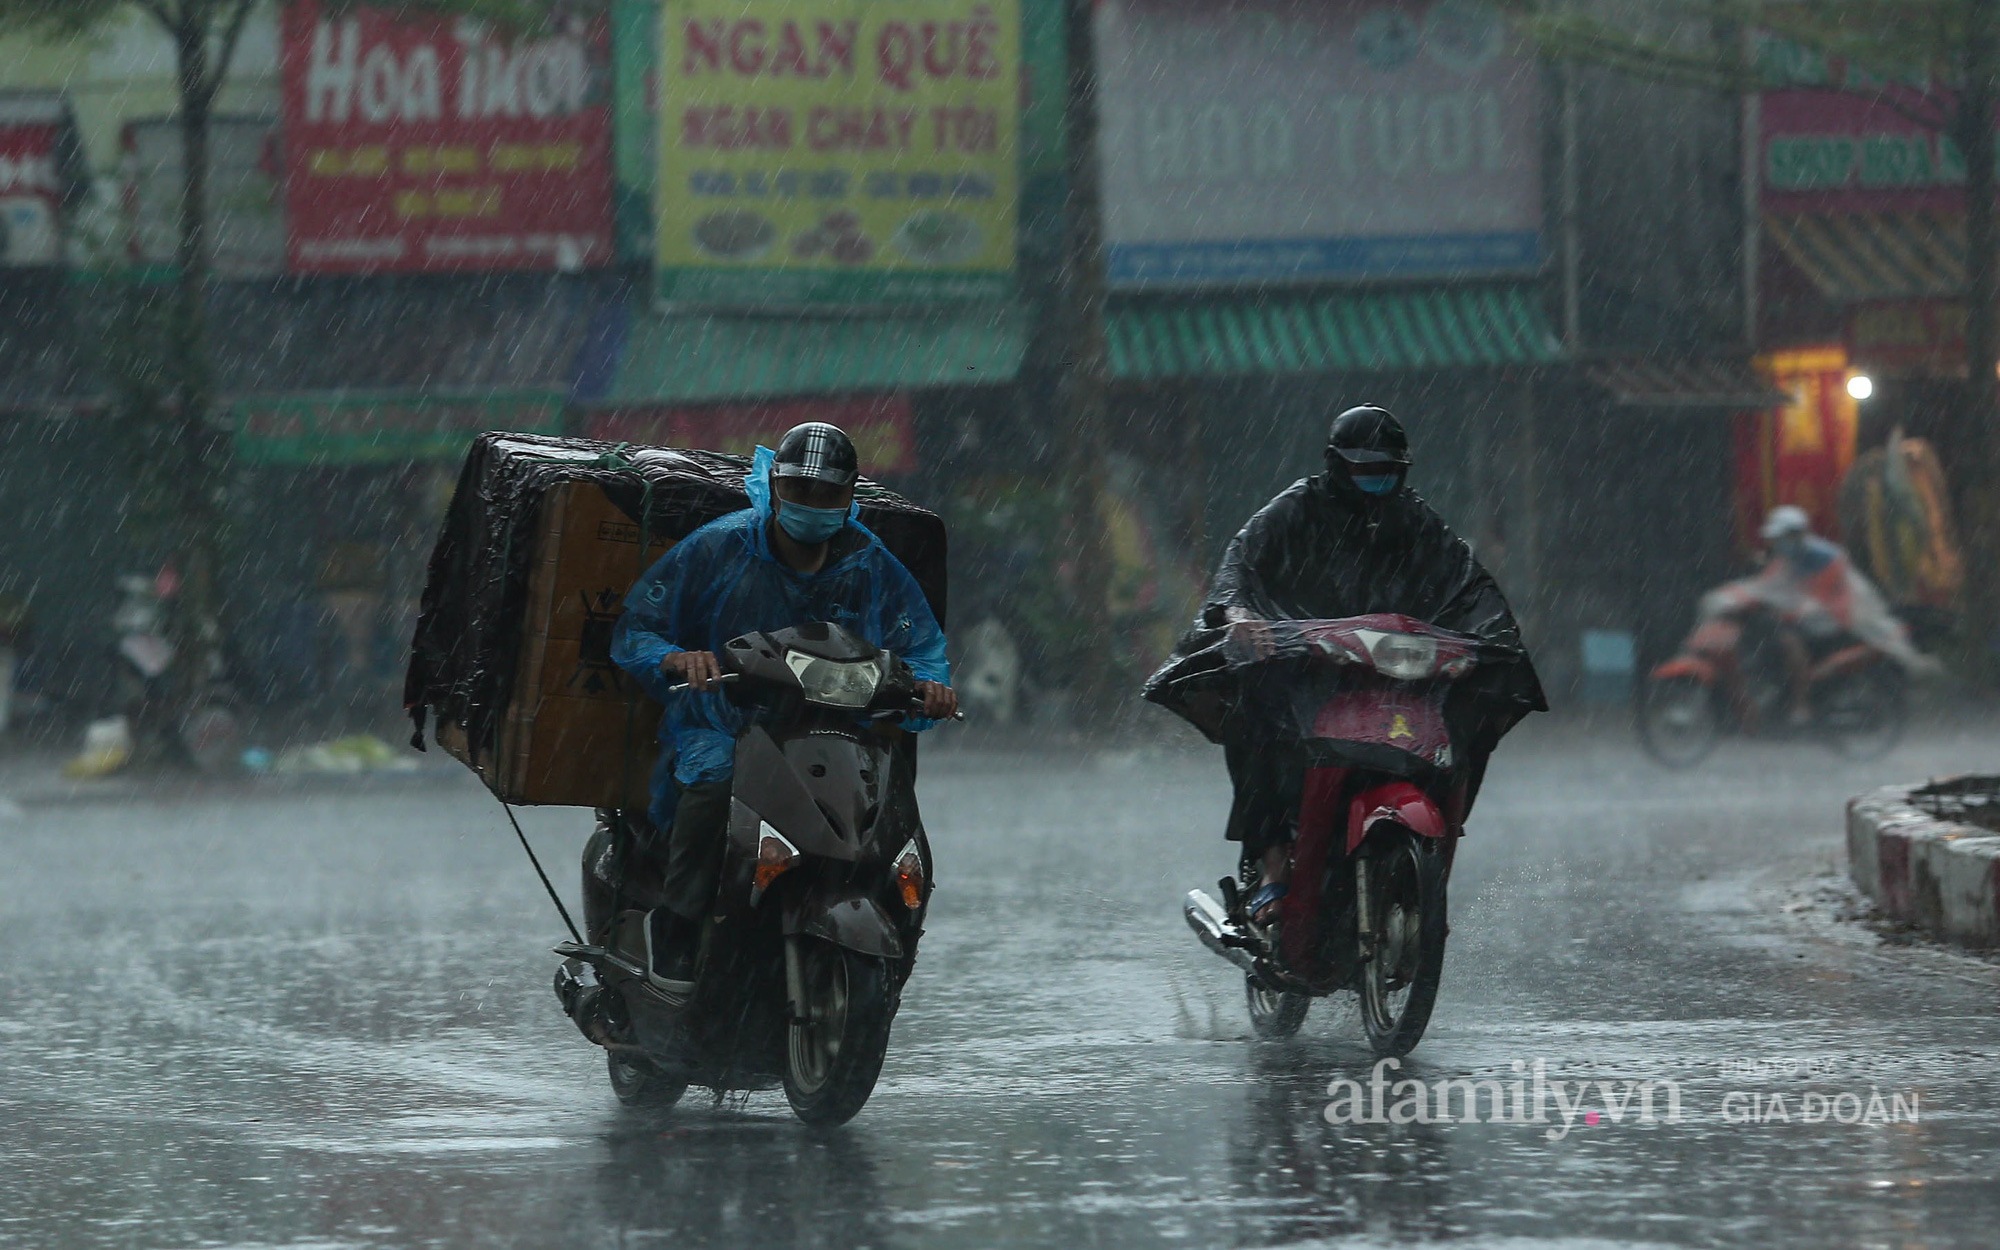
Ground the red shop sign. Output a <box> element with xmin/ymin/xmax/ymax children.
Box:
<box><xmin>0</xmin><ymin>95</ymin><xmax>80</xmax><ymax>267</ymax></box>
<box><xmin>279</xmin><ymin>0</ymin><xmax>614</xmax><ymax>273</ymax></box>
<box><xmin>588</xmin><ymin>396</ymin><xmax>915</xmax><ymax>476</ymax></box>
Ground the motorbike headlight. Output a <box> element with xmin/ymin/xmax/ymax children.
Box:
<box><xmin>1354</xmin><ymin>630</ymin><xmax>1439</xmax><ymax>681</ymax></box>
<box><xmin>784</xmin><ymin>651</ymin><xmax>882</xmax><ymax>707</ymax></box>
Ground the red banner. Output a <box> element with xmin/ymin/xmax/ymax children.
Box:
<box><xmin>1734</xmin><ymin>346</ymin><xmax>1858</xmax><ymax>551</ymax></box>
<box><xmin>587</xmin><ymin>396</ymin><xmax>914</xmax><ymax>476</ymax></box>
<box><xmin>279</xmin><ymin>1</ymin><xmax>614</xmax><ymax>273</ymax></box>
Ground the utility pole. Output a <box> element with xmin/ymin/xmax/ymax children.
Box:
<box><xmin>1959</xmin><ymin>0</ymin><xmax>2000</xmax><ymax>680</ymax></box>
<box><xmin>169</xmin><ymin>5</ymin><xmax>229</xmax><ymax>704</ymax></box>
<box><xmin>1053</xmin><ymin>0</ymin><xmax>1117</xmax><ymax>722</ymax></box>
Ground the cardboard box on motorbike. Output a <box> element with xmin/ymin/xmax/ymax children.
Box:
<box><xmin>406</xmin><ymin>433</ymin><xmax>948</xmax><ymax>810</ymax></box>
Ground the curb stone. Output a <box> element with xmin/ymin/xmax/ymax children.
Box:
<box><xmin>1848</xmin><ymin>778</ymin><xmax>2000</xmax><ymax>949</ymax></box>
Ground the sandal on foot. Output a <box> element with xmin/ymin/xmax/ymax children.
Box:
<box><xmin>1244</xmin><ymin>881</ymin><xmax>1288</xmax><ymax>923</ymax></box>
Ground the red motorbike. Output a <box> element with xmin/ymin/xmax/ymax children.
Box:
<box><xmin>1182</xmin><ymin>614</ymin><xmax>1498</xmax><ymax>1057</ymax></box>
<box><xmin>1636</xmin><ymin>605</ymin><xmax>1908</xmax><ymax>767</ymax></box>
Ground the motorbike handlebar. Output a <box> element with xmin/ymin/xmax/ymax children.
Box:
<box><xmin>663</xmin><ymin>672</ymin><xmax>740</xmax><ymax>695</ymax></box>
<box><xmin>871</xmin><ymin>705</ymin><xmax>967</xmax><ymax>723</ymax></box>
<box><xmin>667</xmin><ymin>670</ymin><xmax>964</xmax><ymax>720</ymax></box>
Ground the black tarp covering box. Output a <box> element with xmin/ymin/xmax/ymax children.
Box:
<box><xmin>404</xmin><ymin>432</ymin><xmax>948</xmax><ymax>808</ymax></box>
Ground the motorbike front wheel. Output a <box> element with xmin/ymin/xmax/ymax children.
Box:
<box><xmin>784</xmin><ymin>939</ymin><xmax>895</xmax><ymax>1127</ymax></box>
<box><xmin>1636</xmin><ymin>675</ymin><xmax>1719</xmax><ymax>768</ymax></box>
<box><xmin>1359</xmin><ymin>832</ymin><xmax>1449</xmax><ymax>1058</ymax></box>
<box><xmin>1246</xmin><ymin>977</ymin><xmax>1310</xmax><ymax>1040</ymax></box>
<box><xmin>606</xmin><ymin>1050</ymin><xmax>688</xmax><ymax>1108</ymax></box>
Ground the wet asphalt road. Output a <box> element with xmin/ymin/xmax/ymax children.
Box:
<box><xmin>3</xmin><ymin>718</ymin><xmax>1999</xmax><ymax>1249</ymax></box>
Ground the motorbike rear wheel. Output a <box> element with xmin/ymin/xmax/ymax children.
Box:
<box><xmin>784</xmin><ymin>939</ymin><xmax>895</xmax><ymax>1127</ymax></box>
<box><xmin>1359</xmin><ymin>831</ymin><xmax>1449</xmax><ymax>1058</ymax></box>
<box><xmin>1245</xmin><ymin>977</ymin><xmax>1310</xmax><ymax>1039</ymax></box>
<box><xmin>179</xmin><ymin>702</ymin><xmax>243</xmax><ymax>774</ymax></box>
<box><xmin>1637</xmin><ymin>675</ymin><xmax>1719</xmax><ymax>768</ymax></box>
<box><xmin>606</xmin><ymin>1050</ymin><xmax>688</xmax><ymax>1108</ymax></box>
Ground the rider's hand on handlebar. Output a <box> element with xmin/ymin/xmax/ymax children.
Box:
<box><xmin>1227</xmin><ymin>616</ymin><xmax>1277</xmax><ymax>659</ymax></box>
<box><xmin>915</xmin><ymin>680</ymin><xmax>958</xmax><ymax>720</ymax></box>
<box><xmin>662</xmin><ymin>650</ymin><xmax>724</xmax><ymax>691</ymax></box>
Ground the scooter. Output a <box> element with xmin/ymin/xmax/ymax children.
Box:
<box><xmin>1183</xmin><ymin>614</ymin><xmax>1503</xmax><ymax>1057</ymax></box>
<box><xmin>1636</xmin><ymin>605</ymin><xmax>1907</xmax><ymax>767</ymax></box>
<box><xmin>68</xmin><ymin>573</ymin><xmax>241</xmax><ymax>777</ymax></box>
<box><xmin>552</xmin><ymin>622</ymin><xmax>946</xmax><ymax>1126</ymax></box>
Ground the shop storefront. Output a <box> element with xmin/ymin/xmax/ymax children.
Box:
<box><xmin>1752</xmin><ymin>57</ymin><xmax>1968</xmax><ymax>636</ymax></box>
<box><xmin>1085</xmin><ymin>0</ymin><xmax>1562</xmax><ymax>678</ymax></box>
<box><xmin>182</xmin><ymin>3</ymin><xmax>626</xmax><ymax>716</ymax></box>
<box><xmin>0</xmin><ymin>93</ymin><xmax>95</xmax><ymax>722</ymax></box>
<box><xmin>1538</xmin><ymin>358</ymin><xmax>1790</xmax><ymax>692</ymax></box>
<box><xmin>218</xmin><ymin>277</ymin><xmax>607</xmax><ymax>711</ymax></box>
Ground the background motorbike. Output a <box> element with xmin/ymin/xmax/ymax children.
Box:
<box><xmin>1184</xmin><ymin>614</ymin><xmax>1502</xmax><ymax>1058</ymax></box>
<box><xmin>1636</xmin><ymin>606</ymin><xmax>1907</xmax><ymax>767</ymax></box>
<box><xmin>69</xmin><ymin>572</ymin><xmax>243</xmax><ymax>776</ymax></box>
<box><xmin>554</xmin><ymin>622</ymin><xmax>945</xmax><ymax>1126</ymax></box>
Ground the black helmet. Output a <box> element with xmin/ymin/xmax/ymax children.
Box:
<box><xmin>1327</xmin><ymin>405</ymin><xmax>1410</xmax><ymax>467</ymax></box>
<box><xmin>772</xmin><ymin>422</ymin><xmax>858</xmax><ymax>487</ymax></box>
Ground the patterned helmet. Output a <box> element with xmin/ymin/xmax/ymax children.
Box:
<box><xmin>772</xmin><ymin>422</ymin><xmax>858</xmax><ymax>488</ymax></box>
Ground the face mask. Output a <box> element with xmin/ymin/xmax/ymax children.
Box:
<box><xmin>1351</xmin><ymin>473</ymin><xmax>1402</xmax><ymax>496</ymax></box>
<box><xmin>777</xmin><ymin>500</ymin><xmax>847</xmax><ymax>544</ymax></box>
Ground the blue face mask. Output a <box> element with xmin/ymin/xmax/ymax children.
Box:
<box><xmin>777</xmin><ymin>500</ymin><xmax>847</xmax><ymax>544</ymax></box>
<box><xmin>1352</xmin><ymin>473</ymin><xmax>1402</xmax><ymax>496</ymax></box>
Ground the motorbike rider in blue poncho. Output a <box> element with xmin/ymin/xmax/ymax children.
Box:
<box><xmin>609</xmin><ymin>422</ymin><xmax>957</xmax><ymax>990</ymax></box>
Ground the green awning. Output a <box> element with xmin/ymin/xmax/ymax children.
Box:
<box><xmin>1106</xmin><ymin>284</ymin><xmax>1562</xmax><ymax>381</ymax></box>
<box><xmin>609</xmin><ymin>305</ymin><xmax>1028</xmax><ymax>404</ymax></box>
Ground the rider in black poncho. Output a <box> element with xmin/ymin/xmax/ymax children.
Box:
<box><xmin>1143</xmin><ymin>405</ymin><xmax>1547</xmax><ymax>919</ymax></box>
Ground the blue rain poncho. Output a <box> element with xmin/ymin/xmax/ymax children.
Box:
<box><xmin>611</xmin><ymin>446</ymin><xmax>950</xmax><ymax>829</ymax></box>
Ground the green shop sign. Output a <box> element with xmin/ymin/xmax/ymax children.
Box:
<box><xmin>231</xmin><ymin>390</ymin><xmax>566</xmax><ymax>465</ymax></box>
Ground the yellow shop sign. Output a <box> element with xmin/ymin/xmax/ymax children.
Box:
<box><xmin>657</xmin><ymin>0</ymin><xmax>1020</xmax><ymax>308</ymax></box>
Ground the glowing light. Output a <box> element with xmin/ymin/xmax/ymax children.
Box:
<box><xmin>1847</xmin><ymin>374</ymin><xmax>1874</xmax><ymax>400</ymax></box>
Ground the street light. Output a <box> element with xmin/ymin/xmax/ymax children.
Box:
<box><xmin>1847</xmin><ymin>374</ymin><xmax>1875</xmax><ymax>400</ymax></box>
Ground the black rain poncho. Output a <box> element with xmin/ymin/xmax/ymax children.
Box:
<box><xmin>1142</xmin><ymin>474</ymin><xmax>1547</xmax><ymax>771</ymax></box>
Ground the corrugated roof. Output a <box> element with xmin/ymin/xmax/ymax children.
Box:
<box><xmin>1104</xmin><ymin>284</ymin><xmax>1561</xmax><ymax>381</ymax></box>
<box><xmin>608</xmin><ymin>304</ymin><xmax>1028</xmax><ymax>403</ymax></box>
<box><xmin>1585</xmin><ymin>357</ymin><xmax>1789</xmax><ymax>408</ymax></box>
<box><xmin>1764</xmin><ymin>211</ymin><xmax>1966</xmax><ymax>302</ymax></box>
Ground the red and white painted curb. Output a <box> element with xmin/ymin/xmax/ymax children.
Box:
<box><xmin>1848</xmin><ymin>779</ymin><xmax>2000</xmax><ymax>949</ymax></box>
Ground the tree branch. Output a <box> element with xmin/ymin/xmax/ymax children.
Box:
<box><xmin>206</xmin><ymin>0</ymin><xmax>259</xmax><ymax>100</ymax></box>
<box><xmin>136</xmin><ymin>0</ymin><xmax>177</xmax><ymax>33</ymax></box>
